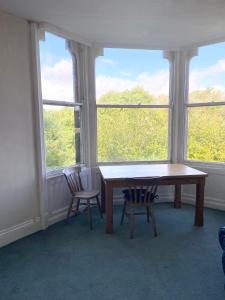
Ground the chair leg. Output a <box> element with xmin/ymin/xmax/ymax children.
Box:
<box><xmin>120</xmin><ymin>200</ymin><xmax>127</xmax><ymax>225</ymax></box>
<box><xmin>96</xmin><ymin>196</ymin><xmax>103</xmax><ymax>218</ymax></box>
<box><xmin>76</xmin><ymin>198</ymin><xmax>80</xmax><ymax>213</ymax></box>
<box><xmin>87</xmin><ymin>199</ymin><xmax>93</xmax><ymax>230</ymax></box>
<box><xmin>130</xmin><ymin>209</ymin><xmax>135</xmax><ymax>239</ymax></box>
<box><xmin>66</xmin><ymin>197</ymin><xmax>74</xmax><ymax>223</ymax></box>
<box><xmin>146</xmin><ymin>206</ymin><xmax>150</xmax><ymax>223</ymax></box>
<box><xmin>149</xmin><ymin>205</ymin><xmax>157</xmax><ymax>237</ymax></box>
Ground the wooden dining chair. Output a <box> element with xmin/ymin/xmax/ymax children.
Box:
<box><xmin>63</xmin><ymin>166</ymin><xmax>102</xmax><ymax>230</ymax></box>
<box><xmin>120</xmin><ymin>177</ymin><xmax>159</xmax><ymax>239</ymax></box>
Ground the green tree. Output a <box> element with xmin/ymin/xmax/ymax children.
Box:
<box><xmin>189</xmin><ymin>88</ymin><xmax>225</xmax><ymax>102</ymax></box>
<box><xmin>44</xmin><ymin>107</ymin><xmax>75</xmax><ymax>169</ymax></box>
<box><xmin>97</xmin><ymin>88</ymin><xmax>168</xmax><ymax>162</ymax></box>
<box><xmin>43</xmin><ymin>87</ymin><xmax>225</xmax><ymax>168</ymax></box>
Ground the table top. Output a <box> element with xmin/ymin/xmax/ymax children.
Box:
<box><xmin>99</xmin><ymin>164</ymin><xmax>208</xmax><ymax>180</ymax></box>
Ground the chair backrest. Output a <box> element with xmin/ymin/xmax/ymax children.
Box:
<box><xmin>62</xmin><ymin>166</ymin><xmax>83</xmax><ymax>196</ymax></box>
<box><xmin>123</xmin><ymin>177</ymin><xmax>159</xmax><ymax>204</ymax></box>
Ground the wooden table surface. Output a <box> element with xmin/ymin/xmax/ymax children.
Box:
<box><xmin>99</xmin><ymin>163</ymin><xmax>207</xmax><ymax>180</ymax></box>
<box><xmin>99</xmin><ymin>164</ymin><xmax>208</xmax><ymax>234</ymax></box>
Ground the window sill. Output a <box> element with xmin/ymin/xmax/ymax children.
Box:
<box><xmin>46</xmin><ymin>164</ymin><xmax>86</xmax><ymax>179</ymax></box>
<box><xmin>184</xmin><ymin>160</ymin><xmax>225</xmax><ymax>175</ymax></box>
<box><xmin>97</xmin><ymin>160</ymin><xmax>170</xmax><ymax>166</ymax></box>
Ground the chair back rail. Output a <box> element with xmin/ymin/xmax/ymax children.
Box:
<box><xmin>121</xmin><ymin>177</ymin><xmax>160</xmax><ymax>238</ymax></box>
<box><xmin>63</xmin><ymin>166</ymin><xmax>83</xmax><ymax>195</ymax></box>
<box><xmin>124</xmin><ymin>177</ymin><xmax>159</xmax><ymax>204</ymax></box>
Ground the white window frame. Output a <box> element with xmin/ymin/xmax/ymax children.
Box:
<box><xmin>39</xmin><ymin>32</ymin><xmax>85</xmax><ymax>177</ymax></box>
<box><xmin>95</xmin><ymin>49</ymin><xmax>174</xmax><ymax>165</ymax></box>
<box><xmin>184</xmin><ymin>47</ymin><xmax>225</xmax><ymax>167</ymax></box>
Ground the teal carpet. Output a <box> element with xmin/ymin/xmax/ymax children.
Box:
<box><xmin>0</xmin><ymin>203</ymin><xmax>225</xmax><ymax>300</ymax></box>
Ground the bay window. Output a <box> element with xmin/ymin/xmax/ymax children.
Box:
<box><xmin>186</xmin><ymin>42</ymin><xmax>225</xmax><ymax>163</ymax></box>
<box><xmin>39</xmin><ymin>32</ymin><xmax>82</xmax><ymax>172</ymax></box>
<box><xmin>95</xmin><ymin>48</ymin><xmax>171</xmax><ymax>163</ymax></box>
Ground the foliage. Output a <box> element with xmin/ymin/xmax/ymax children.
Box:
<box><xmin>187</xmin><ymin>106</ymin><xmax>225</xmax><ymax>161</ymax></box>
<box><xmin>97</xmin><ymin>87</ymin><xmax>168</xmax><ymax>105</ymax></box>
<box><xmin>97</xmin><ymin>88</ymin><xmax>168</xmax><ymax>162</ymax></box>
<box><xmin>189</xmin><ymin>88</ymin><xmax>225</xmax><ymax>103</ymax></box>
<box><xmin>43</xmin><ymin>87</ymin><xmax>225</xmax><ymax>169</ymax></box>
<box><xmin>43</xmin><ymin>107</ymin><xmax>75</xmax><ymax>170</ymax></box>
<box><xmin>187</xmin><ymin>87</ymin><xmax>225</xmax><ymax>162</ymax></box>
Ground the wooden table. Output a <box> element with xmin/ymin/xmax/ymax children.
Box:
<box><xmin>99</xmin><ymin>164</ymin><xmax>208</xmax><ymax>234</ymax></box>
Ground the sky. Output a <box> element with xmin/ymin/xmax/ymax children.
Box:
<box><xmin>39</xmin><ymin>32</ymin><xmax>225</xmax><ymax>101</ymax></box>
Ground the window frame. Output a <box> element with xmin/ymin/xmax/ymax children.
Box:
<box><xmin>184</xmin><ymin>48</ymin><xmax>225</xmax><ymax>166</ymax></box>
<box><xmin>40</xmin><ymin>33</ymin><xmax>84</xmax><ymax>177</ymax></box>
<box><xmin>95</xmin><ymin>50</ymin><xmax>173</xmax><ymax>165</ymax></box>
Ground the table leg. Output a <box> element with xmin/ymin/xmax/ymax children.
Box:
<box><xmin>105</xmin><ymin>182</ymin><xmax>113</xmax><ymax>234</ymax></box>
<box><xmin>195</xmin><ymin>178</ymin><xmax>205</xmax><ymax>226</ymax></box>
<box><xmin>101</xmin><ymin>175</ymin><xmax>105</xmax><ymax>213</ymax></box>
<box><xmin>174</xmin><ymin>184</ymin><xmax>182</xmax><ymax>208</ymax></box>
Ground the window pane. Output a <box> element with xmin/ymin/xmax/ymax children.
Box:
<box><xmin>189</xmin><ymin>42</ymin><xmax>225</xmax><ymax>103</ymax></box>
<box><xmin>39</xmin><ymin>32</ymin><xmax>74</xmax><ymax>102</ymax></box>
<box><xmin>97</xmin><ymin>108</ymin><xmax>168</xmax><ymax>162</ymax></box>
<box><xmin>43</xmin><ymin>105</ymin><xmax>79</xmax><ymax>170</ymax></box>
<box><xmin>95</xmin><ymin>49</ymin><xmax>169</xmax><ymax>105</ymax></box>
<box><xmin>187</xmin><ymin>106</ymin><xmax>225</xmax><ymax>162</ymax></box>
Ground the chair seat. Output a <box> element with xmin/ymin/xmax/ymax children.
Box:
<box><xmin>74</xmin><ymin>190</ymin><xmax>99</xmax><ymax>199</ymax></box>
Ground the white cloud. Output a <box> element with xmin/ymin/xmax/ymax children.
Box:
<box><xmin>96</xmin><ymin>70</ymin><xmax>169</xmax><ymax>98</ymax></box>
<box><xmin>98</xmin><ymin>57</ymin><xmax>116</xmax><ymax>66</ymax></box>
<box><xmin>41</xmin><ymin>57</ymin><xmax>225</xmax><ymax>101</ymax></box>
<box><xmin>189</xmin><ymin>59</ymin><xmax>225</xmax><ymax>91</ymax></box>
<box><xmin>96</xmin><ymin>75</ymin><xmax>135</xmax><ymax>97</ymax></box>
<box><xmin>41</xmin><ymin>59</ymin><xmax>74</xmax><ymax>101</ymax></box>
<box><xmin>41</xmin><ymin>58</ymin><xmax>170</xmax><ymax>101</ymax></box>
<box><xmin>136</xmin><ymin>71</ymin><xmax>169</xmax><ymax>95</ymax></box>
<box><xmin>119</xmin><ymin>70</ymin><xmax>131</xmax><ymax>77</ymax></box>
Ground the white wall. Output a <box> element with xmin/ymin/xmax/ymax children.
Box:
<box><xmin>0</xmin><ymin>11</ymin><xmax>41</xmax><ymax>246</ymax></box>
<box><xmin>183</xmin><ymin>163</ymin><xmax>225</xmax><ymax>211</ymax></box>
<box><xmin>46</xmin><ymin>168</ymin><xmax>93</xmax><ymax>226</ymax></box>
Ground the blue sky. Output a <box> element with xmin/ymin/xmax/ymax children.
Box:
<box><xmin>39</xmin><ymin>33</ymin><xmax>71</xmax><ymax>65</ymax></box>
<box><xmin>39</xmin><ymin>32</ymin><xmax>225</xmax><ymax>100</ymax></box>
<box><xmin>192</xmin><ymin>41</ymin><xmax>225</xmax><ymax>68</ymax></box>
<box><xmin>95</xmin><ymin>48</ymin><xmax>168</xmax><ymax>80</ymax></box>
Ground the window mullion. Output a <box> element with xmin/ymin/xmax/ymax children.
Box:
<box><xmin>187</xmin><ymin>101</ymin><xmax>225</xmax><ymax>107</ymax></box>
<box><xmin>42</xmin><ymin>99</ymin><xmax>83</xmax><ymax>107</ymax></box>
<box><xmin>96</xmin><ymin>104</ymin><xmax>169</xmax><ymax>109</ymax></box>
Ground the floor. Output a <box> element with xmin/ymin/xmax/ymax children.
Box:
<box><xmin>0</xmin><ymin>203</ymin><xmax>225</xmax><ymax>300</ymax></box>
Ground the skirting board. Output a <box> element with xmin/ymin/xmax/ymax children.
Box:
<box><xmin>2</xmin><ymin>192</ymin><xmax>224</xmax><ymax>248</ymax></box>
<box><xmin>115</xmin><ymin>192</ymin><xmax>225</xmax><ymax>212</ymax></box>
<box><xmin>182</xmin><ymin>192</ymin><xmax>225</xmax><ymax>211</ymax></box>
<box><xmin>0</xmin><ymin>218</ymin><xmax>42</xmax><ymax>248</ymax></box>
<box><xmin>48</xmin><ymin>193</ymin><xmax>174</xmax><ymax>226</ymax></box>
<box><xmin>0</xmin><ymin>206</ymin><xmax>86</xmax><ymax>247</ymax></box>
<box><xmin>113</xmin><ymin>193</ymin><xmax>174</xmax><ymax>205</ymax></box>
<box><xmin>49</xmin><ymin>192</ymin><xmax>225</xmax><ymax>236</ymax></box>
<box><xmin>47</xmin><ymin>205</ymin><xmax>87</xmax><ymax>226</ymax></box>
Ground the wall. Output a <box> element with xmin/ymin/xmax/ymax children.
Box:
<box><xmin>0</xmin><ymin>11</ymin><xmax>41</xmax><ymax>247</ymax></box>
<box><xmin>183</xmin><ymin>163</ymin><xmax>225</xmax><ymax>211</ymax></box>
<box><xmin>46</xmin><ymin>168</ymin><xmax>93</xmax><ymax>226</ymax></box>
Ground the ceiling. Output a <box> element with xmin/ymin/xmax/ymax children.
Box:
<box><xmin>1</xmin><ymin>0</ymin><xmax>225</xmax><ymax>49</ymax></box>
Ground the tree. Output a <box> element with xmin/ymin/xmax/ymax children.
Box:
<box><xmin>43</xmin><ymin>87</ymin><xmax>225</xmax><ymax>168</ymax></box>
<box><xmin>44</xmin><ymin>107</ymin><xmax>75</xmax><ymax>169</ymax></box>
<box><xmin>97</xmin><ymin>88</ymin><xmax>168</xmax><ymax>162</ymax></box>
